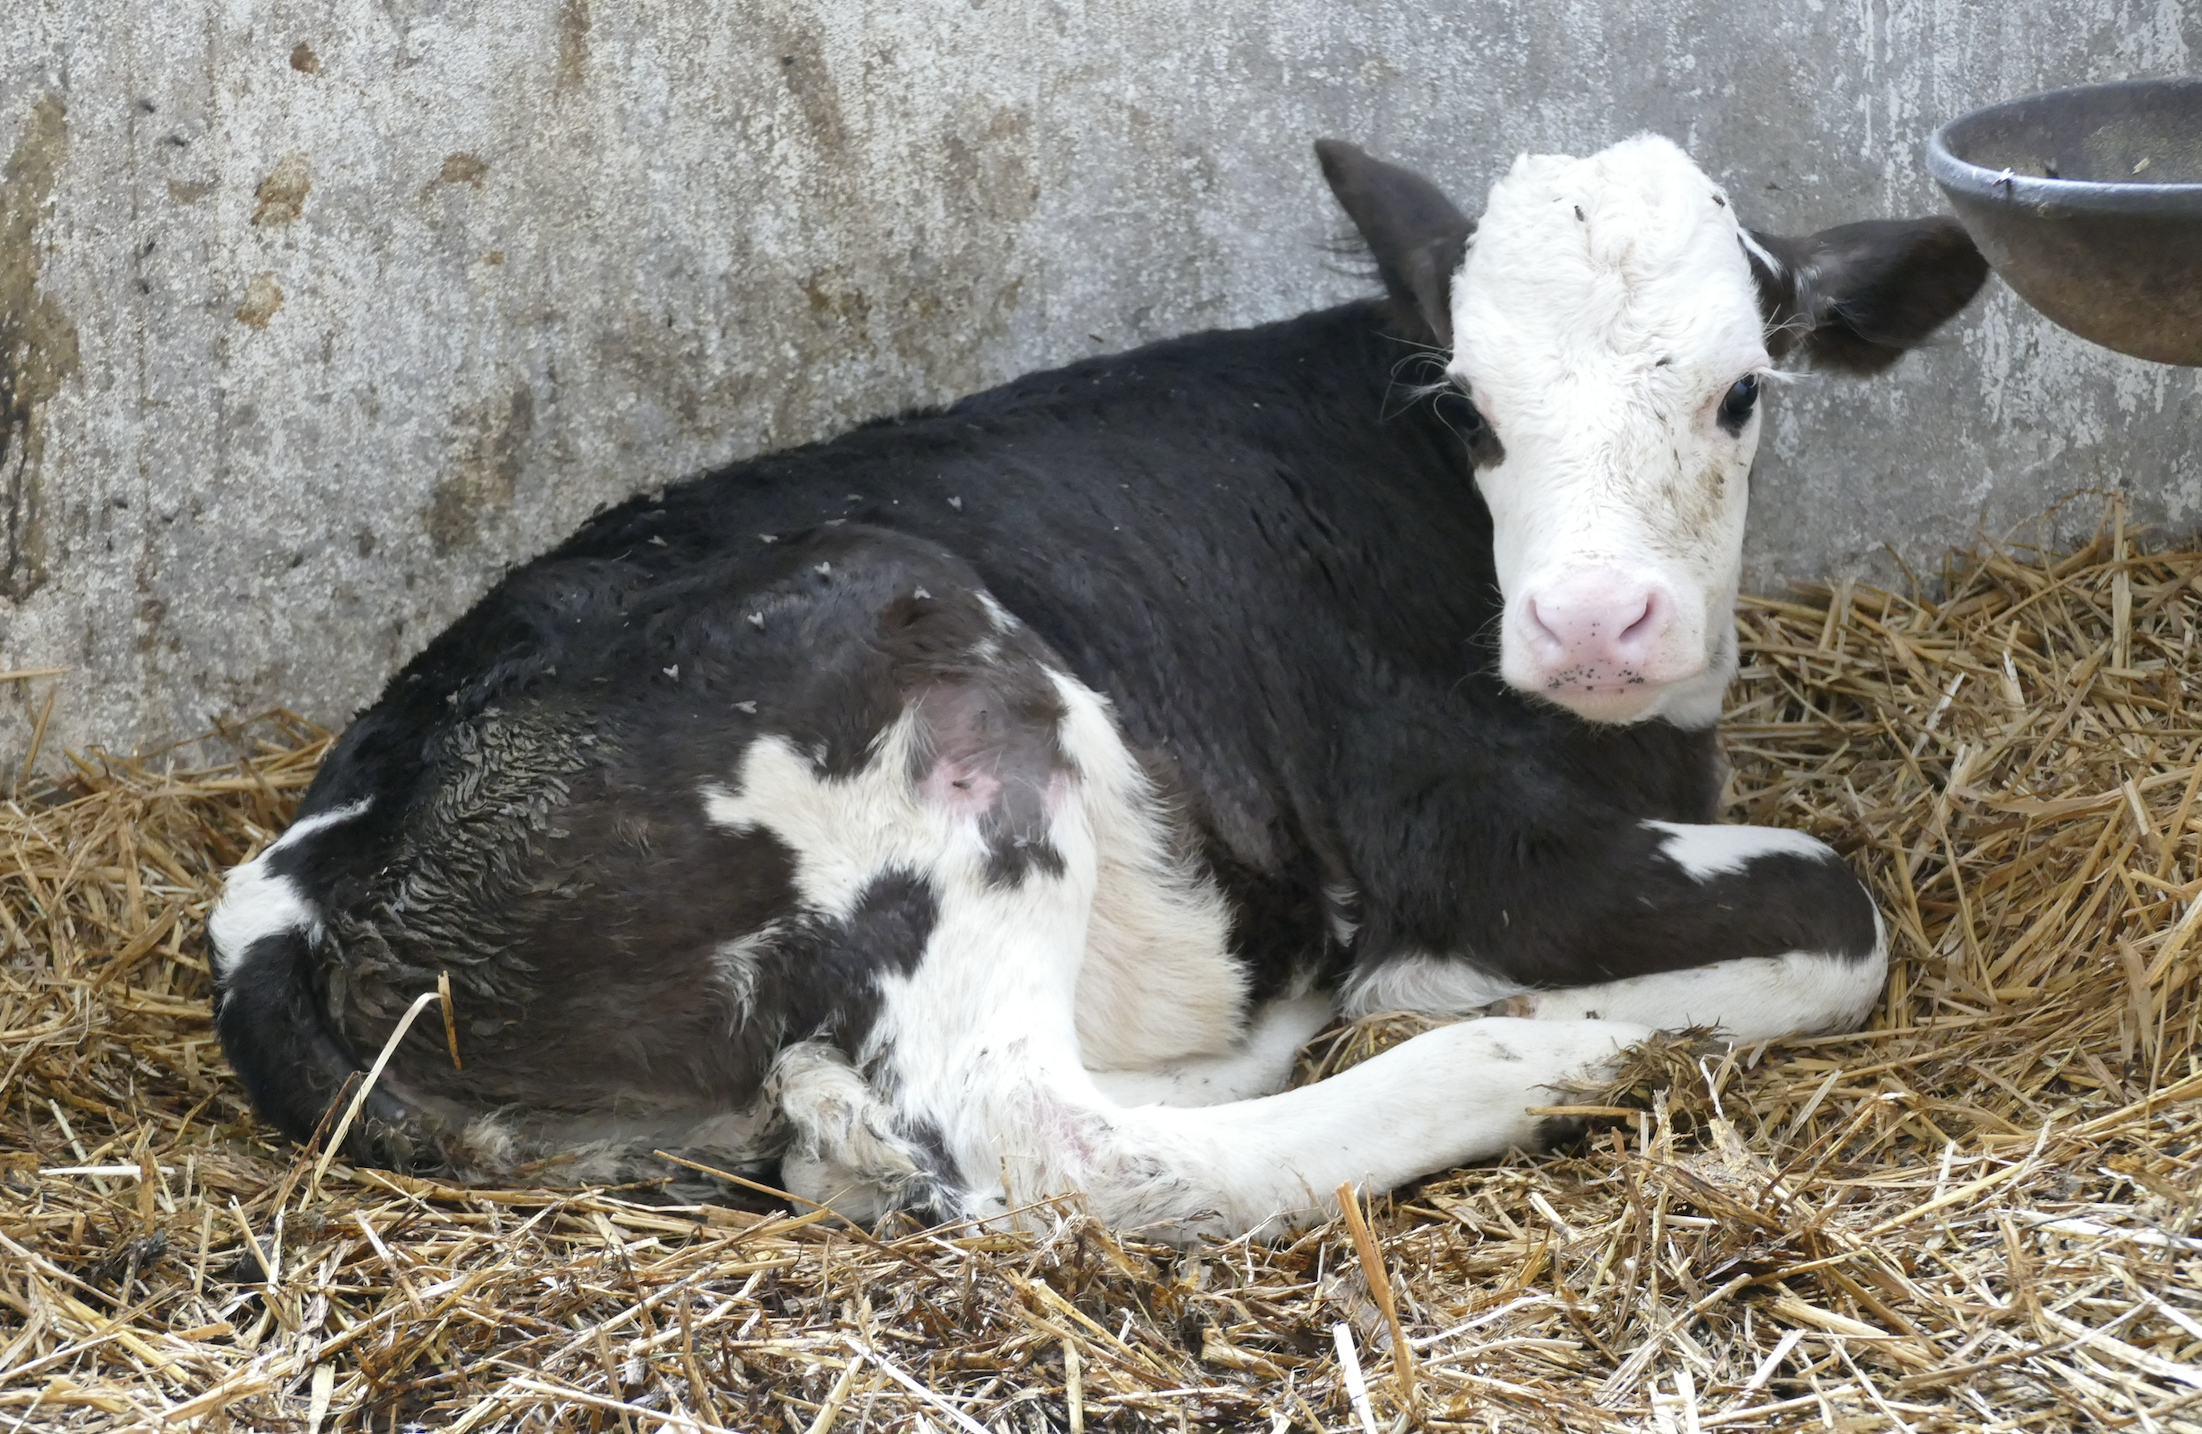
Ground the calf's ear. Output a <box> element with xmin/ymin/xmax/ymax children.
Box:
<box><xmin>1745</xmin><ymin>217</ymin><xmax>1990</xmax><ymax>374</ymax></box>
<box><xmin>1316</xmin><ymin>139</ymin><xmax>1475</xmax><ymax>348</ymax></box>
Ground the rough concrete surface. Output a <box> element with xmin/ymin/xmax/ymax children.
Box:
<box><xmin>1</xmin><ymin>0</ymin><xmax>2197</xmax><ymax>762</ymax></box>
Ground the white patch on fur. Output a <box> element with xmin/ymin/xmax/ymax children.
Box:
<box><xmin>1506</xmin><ymin>915</ymin><xmax>1888</xmax><ymax>1044</ymax></box>
<box><xmin>1448</xmin><ymin>134</ymin><xmax>1768</xmax><ymax>727</ymax></box>
<box><xmin>1059</xmin><ymin>674</ymin><xmax>1246</xmax><ymax>1071</ymax></box>
<box><xmin>711</xmin><ymin>924</ymin><xmax>780</xmax><ymax>1022</ymax></box>
<box><xmin>702</xmin><ymin>725</ymin><xmax>961</xmax><ymax>921</ymax></box>
<box><xmin>271</xmin><ymin>798</ymin><xmax>375</xmax><ymax>850</ymax></box>
<box><xmin>975</xmin><ymin>591</ymin><xmax>1019</xmax><ymax>633</ymax></box>
<box><xmin>1091</xmin><ymin>993</ymin><xmax>1334</xmax><ymax>1107</ymax></box>
<box><xmin>1340</xmin><ymin>952</ymin><xmax>1531</xmax><ymax>1018</ymax></box>
<box><xmin>698</xmin><ymin>680</ymin><xmax>1102</xmax><ymax>1221</ymax></box>
<box><xmin>207</xmin><ymin>799</ymin><xmax>372</xmax><ymax>976</ymax></box>
<box><xmin>704</xmin><ymin>680</ymin><xmax>1238</xmax><ymax>1072</ymax></box>
<box><xmin>1643</xmin><ymin>819</ymin><xmax>1837</xmax><ymax>880</ymax></box>
<box><xmin>456</xmin><ymin>1113</ymin><xmax>521</xmax><ymax>1171</ymax></box>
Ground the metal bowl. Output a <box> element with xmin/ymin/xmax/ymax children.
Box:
<box><xmin>1926</xmin><ymin>78</ymin><xmax>2202</xmax><ymax>365</ymax></box>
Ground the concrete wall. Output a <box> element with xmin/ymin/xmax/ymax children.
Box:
<box><xmin>2</xmin><ymin>0</ymin><xmax>2197</xmax><ymax>763</ymax></box>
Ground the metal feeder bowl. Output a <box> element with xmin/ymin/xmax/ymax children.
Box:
<box><xmin>1926</xmin><ymin>77</ymin><xmax>2202</xmax><ymax>366</ymax></box>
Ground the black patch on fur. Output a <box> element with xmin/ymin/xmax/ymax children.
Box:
<box><xmin>1650</xmin><ymin>840</ymin><xmax>1882</xmax><ymax>964</ymax></box>
<box><xmin>889</xmin><ymin>1117</ymin><xmax>966</xmax><ymax>1225</ymax></box>
<box><xmin>1349</xmin><ymin>797</ymin><xmax>1879</xmax><ymax>996</ymax></box>
<box><xmin>782</xmin><ymin>869</ymin><xmax>939</xmax><ymax>1060</ymax></box>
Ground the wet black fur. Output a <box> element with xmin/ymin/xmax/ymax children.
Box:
<box><xmin>215</xmin><ymin>143</ymin><xmax>1982</xmax><ymax>1173</ymax></box>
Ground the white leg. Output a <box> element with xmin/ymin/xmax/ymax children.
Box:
<box><xmin>908</xmin><ymin>1008</ymin><xmax>1646</xmax><ymax>1242</ymax></box>
<box><xmin>1493</xmin><ymin>908</ymin><xmax>1889</xmax><ymax>1043</ymax></box>
<box><xmin>769</xmin><ymin>1042</ymin><xmax>930</xmax><ymax>1223</ymax></box>
<box><xmin>1099</xmin><ymin>1016</ymin><xmax>1652</xmax><ymax>1238</ymax></box>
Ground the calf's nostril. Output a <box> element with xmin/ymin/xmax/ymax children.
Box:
<box><xmin>1617</xmin><ymin>590</ymin><xmax>1661</xmax><ymax>647</ymax></box>
<box><xmin>1523</xmin><ymin>597</ymin><xmax>1569</xmax><ymax>655</ymax></box>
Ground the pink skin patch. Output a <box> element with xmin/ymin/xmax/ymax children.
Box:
<box><xmin>920</xmin><ymin>757</ymin><xmax>1004</xmax><ymax>817</ymax></box>
<box><xmin>911</xmin><ymin>681</ymin><xmax>1072</xmax><ymax>824</ymax></box>
<box><xmin>917</xmin><ymin>759</ymin><xmax>1072</xmax><ymax>819</ymax></box>
<box><xmin>1011</xmin><ymin>1068</ymin><xmax>1107</xmax><ymax>1164</ymax></box>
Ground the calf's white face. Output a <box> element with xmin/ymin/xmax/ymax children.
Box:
<box><xmin>1449</xmin><ymin>137</ymin><xmax>1768</xmax><ymax>727</ymax></box>
<box><xmin>1320</xmin><ymin>131</ymin><xmax>1985</xmax><ymax>731</ymax></box>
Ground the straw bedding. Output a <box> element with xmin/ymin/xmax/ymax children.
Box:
<box><xmin>7</xmin><ymin>508</ymin><xmax>2202</xmax><ymax>1431</ymax></box>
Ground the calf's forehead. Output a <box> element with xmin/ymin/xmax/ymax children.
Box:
<box><xmin>1449</xmin><ymin>136</ymin><xmax>1767</xmax><ymax>401</ymax></box>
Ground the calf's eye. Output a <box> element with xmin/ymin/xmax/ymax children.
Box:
<box><xmin>1435</xmin><ymin>388</ymin><xmax>1506</xmax><ymax>467</ymax></box>
<box><xmin>1435</xmin><ymin>387</ymin><xmax>1487</xmax><ymax>438</ymax></box>
<box><xmin>1717</xmin><ymin>374</ymin><xmax>1760</xmax><ymax>434</ymax></box>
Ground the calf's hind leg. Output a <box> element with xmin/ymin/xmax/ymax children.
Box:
<box><xmin>734</xmin><ymin>642</ymin><xmax>1650</xmax><ymax>1239</ymax></box>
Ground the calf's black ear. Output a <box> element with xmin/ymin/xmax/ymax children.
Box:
<box><xmin>1316</xmin><ymin>139</ymin><xmax>1475</xmax><ymax>348</ymax></box>
<box><xmin>1744</xmin><ymin>217</ymin><xmax>1989</xmax><ymax>374</ymax></box>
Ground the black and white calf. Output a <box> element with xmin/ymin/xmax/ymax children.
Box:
<box><xmin>210</xmin><ymin>135</ymin><xmax>1985</xmax><ymax>1240</ymax></box>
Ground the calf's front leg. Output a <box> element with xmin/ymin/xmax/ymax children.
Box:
<box><xmin>1348</xmin><ymin>816</ymin><xmax>1888</xmax><ymax>1044</ymax></box>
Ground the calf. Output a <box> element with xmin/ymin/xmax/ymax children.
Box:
<box><xmin>209</xmin><ymin>135</ymin><xmax>1985</xmax><ymax>1240</ymax></box>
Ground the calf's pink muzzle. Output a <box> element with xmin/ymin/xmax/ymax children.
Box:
<box><xmin>1509</xmin><ymin>565</ymin><xmax>1705</xmax><ymax>719</ymax></box>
